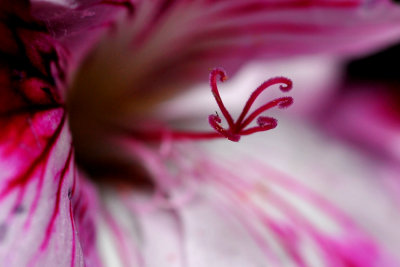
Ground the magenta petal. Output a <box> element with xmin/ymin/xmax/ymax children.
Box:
<box><xmin>0</xmin><ymin>110</ymin><xmax>76</xmax><ymax>265</ymax></box>
<box><xmin>0</xmin><ymin>3</ymin><xmax>102</xmax><ymax>263</ymax></box>
<box><xmin>0</xmin><ymin>109</ymin><xmax>102</xmax><ymax>266</ymax></box>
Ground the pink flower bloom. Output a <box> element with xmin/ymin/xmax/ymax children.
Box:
<box><xmin>1</xmin><ymin>0</ymin><xmax>400</xmax><ymax>266</ymax></box>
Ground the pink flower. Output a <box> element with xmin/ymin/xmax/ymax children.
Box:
<box><xmin>1</xmin><ymin>0</ymin><xmax>400</xmax><ymax>266</ymax></box>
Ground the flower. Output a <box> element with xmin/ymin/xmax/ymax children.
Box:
<box><xmin>1</xmin><ymin>0</ymin><xmax>400</xmax><ymax>266</ymax></box>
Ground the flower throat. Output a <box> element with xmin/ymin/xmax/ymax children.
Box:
<box><xmin>67</xmin><ymin>67</ymin><xmax>293</xmax><ymax>180</ymax></box>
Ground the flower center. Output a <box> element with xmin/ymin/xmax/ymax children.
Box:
<box><xmin>67</xmin><ymin>48</ymin><xmax>292</xmax><ymax>181</ymax></box>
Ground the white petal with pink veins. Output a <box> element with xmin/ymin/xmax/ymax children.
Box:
<box><xmin>95</xmin><ymin>116</ymin><xmax>400</xmax><ymax>266</ymax></box>
<box><xmin>195</xmin><ymin>118</ymin><xmax>400</xmax><ymax>265</ymax></box>
<box><xmin>0</xmin><ymin>113</ymin><xmax>84</xmax><ymax>266</ymax></box>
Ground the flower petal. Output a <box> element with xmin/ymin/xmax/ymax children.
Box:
<box><xmin>95</xmin><ymin>117</ymin><xmax>400</xmax><ymax>266</ymax></box>
<box><xmin>96</xmin><ymin>0</ymin><xmax>400</xmax><ymax>83</ymax></box>
<box><xmin>322</xmin><ymin>85</ymin><xmax>400</xmax><ymax>163</ymax></box>
<box><xmin>31</xmin><ymin>0</ymin><xmax>133</xmax><ymax>66</ymax></box>
<box><xmin>0</xmin><ymin>110</ymin><xmax>76</xmax><ymax>266</ymax></box>
<box><xmin>0</xmin><ymin>3</ymin><xmax>101</xmax><ymax>266</ymax></box>
<box><xmin>0</xmin><ymin>108</ymin><xmax>102</xmax><ymax>266</ymax></box>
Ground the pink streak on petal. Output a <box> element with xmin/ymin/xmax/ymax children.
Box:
<box><xmin>101</xmin><ymin>208</ymin><xmax>142</xmax><ymax>267</ymax></box>
<box><xmin>40</xmin><ymin>147</ymin><xmax>73</xmax><ymax>251</ymax></box>
<box><xmin>23</xmin><ymin>164</ymin><xmax>46</xmax><ymax>229</ymax></box>
<box><xmin>69</xmin><ymin>200</ymin><xmax>77</xmax><ymax>267</ymax></box>
<box><xmin>73</xmin><ymin>176</ymin><xmax>104</xmax><ymax>267</ymax></box>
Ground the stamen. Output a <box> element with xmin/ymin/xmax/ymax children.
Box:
<box><xmin>209</xmin><ymin>69</ymin><xmax>235</xmax><ymax>129</ymax></box>
<box><xmin>205</xmin><ymin>67</ymin><xmax>293</xmax><ymax>142</ymax></box>
<box><xmin>127</xmin><ymin>68</ymin><xmax>293</xmax><ymax>142</ymax></box>
<box><xmin>235</xmin><ymin>77</ymin><xmax>292</xmax><ymax>130</ymax></box>
<box><xmin>239</xmin><ymin>97</ymin><xmax>293</xmax><ymax>131</ymax></box>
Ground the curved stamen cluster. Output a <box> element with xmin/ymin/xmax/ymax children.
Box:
<box><xmin>208</xmin><ymin>68</ymin><xmax>293</xmax><ymax>142</ymax></box>
<box><xmin>126</xmin><ymin>68</ymin><xmax>293</xmax><ymax>142</ymax></box>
